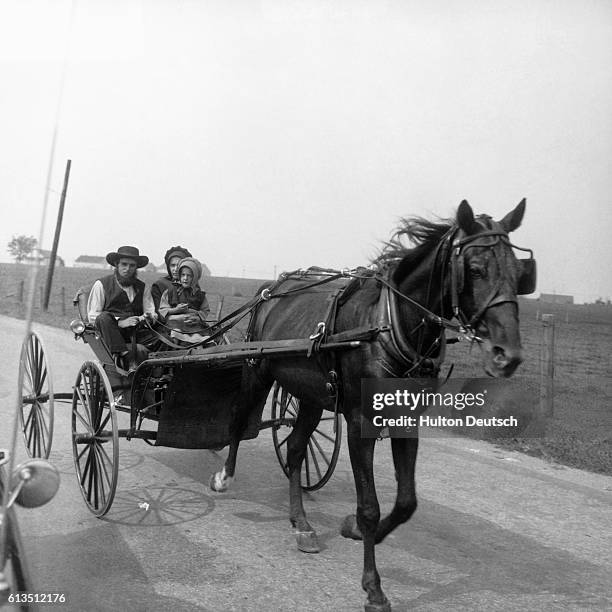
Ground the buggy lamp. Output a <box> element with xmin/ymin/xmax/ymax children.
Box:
<box><xmin>70</xmin><ymin>319</ymin><xmax>86</xmax><ymax>335</ymax></box>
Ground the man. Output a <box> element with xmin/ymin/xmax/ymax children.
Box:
<box><xmin>151</xmin><ymin>245</ymin><xmax>192</xmax><ymax>315</ymax></box>
<box><xmin>87</xmin><ymin>245</ymin><xmax>158</xmax><ymax>372</ymax></box>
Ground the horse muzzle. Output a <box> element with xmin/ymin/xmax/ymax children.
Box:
<box><xmin>483</xmin><ymin>342</ymin><xmax>523</xmax><ymax>378</ymax></box>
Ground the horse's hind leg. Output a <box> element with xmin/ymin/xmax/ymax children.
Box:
<box><xmin>286</xmin><ymin>399</ymin><xmax>324</xmax><ymax>553</ymax></box>
<box><xmin>209</xmin><ymin>437</ymin><xmax>240</xmax><ymax>492</ymax></box>
<box><xmin>210</xmin><ymin>367</ymin><xmax>271</xmax><ymax>493</ymax></box>
<box><xmin>375</xmin><ymin>437</ymin><xmax>418</xmax><ymax>543</ymax></box>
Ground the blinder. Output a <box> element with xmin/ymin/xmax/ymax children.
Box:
<box><xmin>452</xmin><ymin>237</ymin><xmax>537</xmax><ymax>297</ymax></box>
<box><xmin>517</xmin><ymin>258</ymin><xmax>537</xmax><ymax>295</ymax></box>
<box><xmin>449</xmin><ymin>229</ymin><xmax>536</xmax><ymax>329</ymax></box>
<box><xmin>451</xmin><ymin>252</ymin><xmax>465</xmax><ymax>295</ymax></box>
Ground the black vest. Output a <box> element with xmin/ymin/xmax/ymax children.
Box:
<box><xmin>99</xmin><ymin>274</ymin><xmax>145</xmax><ymax>319</ymax></box>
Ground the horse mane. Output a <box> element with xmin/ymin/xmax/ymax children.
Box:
<box><xmin>372</xmin><ymin>215</ymin><xmax>455</xmax><ymax>273</ymax></box>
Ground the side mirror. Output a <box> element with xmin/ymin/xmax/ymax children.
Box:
<box><xmin>11</xmin><ymin>460</ymin><xmax>60</xmax><ymax>509</ymax></box>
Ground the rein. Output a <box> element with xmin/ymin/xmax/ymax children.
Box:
<box><xmin>153</xmin><ymin>223</ymin><xmax>529</xmax><ymax>367</ymax></box>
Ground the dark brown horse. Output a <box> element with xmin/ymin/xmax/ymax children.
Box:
<box><xmin>211</xmin><ymin>200</ymin><xmax>532</xmax><ymax>611</ymax></box>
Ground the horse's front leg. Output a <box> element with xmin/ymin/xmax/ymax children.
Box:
<box><xmin>375</xmin><ymin>436</ymin><xmax>418</xmax><ymax>543</ymax></box>
<box><xmin>343</xmin><ymin>417</ymin><xmax>390</xmax><ymax>612</ymax></box>
<box><xmin>287</xmin><ymin>400</ymin><xmax>323</xmax><ymax>553</ymax></box>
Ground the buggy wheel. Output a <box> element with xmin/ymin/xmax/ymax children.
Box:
<box><xmin>18</xmin><ymin>331</ymin><xmax>54</xmax><ymax>459</ymax></box>
<box><xmin>271</xmin><ymin>382</ymin><xmax>342</xmax><ymax>492</ymax></box>
<box><xmin>71</xmin><ymin>361</ymin><xmax>119</xmax><ymax>516</ymax></box>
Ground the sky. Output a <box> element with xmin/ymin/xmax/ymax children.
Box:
<box><xmin>1</xmin><ymin>0</ymin><xmax>611</xmax><ymax>303</ymax></box>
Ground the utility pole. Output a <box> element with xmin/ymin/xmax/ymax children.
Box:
<box><xmin>43</xmin><ymin>159</ymin><xmax>71</xmax><ymax>310</ymax></box>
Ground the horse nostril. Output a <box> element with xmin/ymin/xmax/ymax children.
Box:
<box><xmin>492</xmin><ymin>346</ymin><xmax>507</xmax><ymax>365</ymax></box>
<box><xmin>492</xmin><ymin>346</ymin><xmax>523</xmax><ymax>368</ymax></box>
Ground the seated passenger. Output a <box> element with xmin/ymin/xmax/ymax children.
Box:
<box><xmin>151</xmin><ymin>245</ymin><xmax>192</xmax><ymax>315</ymax></box>
<box><xmin>159</xmin><ymin>257</ymin><xmax>211</xmax><ymax>344</ymax></box>
<box><xmin>87</xmin><ymin>245</ymin><xmax>159</xmax><ymax>372</ymax></box>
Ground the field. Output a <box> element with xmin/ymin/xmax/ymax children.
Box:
<box><xmin>1</xmin><ymin>262</ymin><xmax>611</xmax><ymax>474</ymax></box>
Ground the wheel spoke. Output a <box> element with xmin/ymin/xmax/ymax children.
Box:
<box><xmin>74</xmin><ymin>387</ymin><xmax>93</xmax><ymax>429</ymax></box>
<box><xmin>312</xmin><ymin>427</ymin><xmax>336</xmax><ymax>444</ymax></box>
<box><xmin>36</xmin><ymin>365</ymin><xmax>48</xmax><ymax>396</ymax></box>
<box><xmin>95</xmin><ymin>439</ymin><xmax>114</xmax><ymax>473</ymax></box>
<box><xmin>92</xmin><ymin>445</ymin><xmax>108</xmax><ymax>501</ymax></box>
<box><xmin>23</xmin><ymin>406</ymin><xmax>35</xmax><ymax>433</ymax></box>
<box><xmin>81</xmin><ymin>446</ymin><xmax>93</xmax><ymax>487</ymax></box>
<box><xmin>306</xmin><ymin>438</ymin><xmax>323</xmax><ymax>481</ymax></box>
<box><xmin>76</xmin><ymin>442</ymin><xmax>89</xmax><ymax>463</ymax></box>
<box><xmin>82</xmin><ymin>374</ymin><xmax>94</xmax><ymax>422</ymax></box>
<box><xmin>33</xmin><ymin>340</ymin><xmax>42</xmax><ymax>392</ymax></box>
<box><xmin>93</xmin><ymin>443</ymin><xmax>112</xmax><ymax>491</ymax></box>
<box><xmin>39</xmin><ymin>408</ymin><xmax>51</xmax><ymax>440</ymax></box>
<box><xmin>276</xmin><ymin>434</ymin><xmax>290</xmax><ymax>449</ymax></box>
<box><xmin>309</xmin><ymin>431</ymin><xmax>332</xmax><ymax>468</ymax></box>
<box><xmin>98</xmin><ymin>409</ymin><xmax>112</xmax><ymax>434</ymax></box>
<box><xmin>26</xmin><ymin>413</ymin><xmax>36</xmax><ymax>450</ymax></box>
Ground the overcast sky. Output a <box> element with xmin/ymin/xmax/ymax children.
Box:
<box><xmin>1</xmin><ymin>0</ymin><xmax>611</xmax><ymax>302</ymax></box>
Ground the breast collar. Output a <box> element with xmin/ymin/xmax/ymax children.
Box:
<box><xmin>374</xmin><ymin>281</ymin><xmax>444</xmax><ymax>378</ymax></box>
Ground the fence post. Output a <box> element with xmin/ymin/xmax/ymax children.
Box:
<box><xmin>539</xmin><ymin>314</ymin><xmax>555</xmax><ymax>418</ymax></box>
<box><xmin>39</xmin><ymin>285</ymin><xmax>43</xmax><ymax>309</ymax></box>
<box><xmin>19</xmin><ymin>280</ymin><xmax>24</xmax><ymax>303</ymax></box>
<box><xmin>61</xmin><ymin>286</ymin><xmax>66</xmax><ymax>315</ymax></box>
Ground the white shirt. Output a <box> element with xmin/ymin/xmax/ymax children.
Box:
<box><xmin>87</xmin><ymin>278</ymin><xmax>156</xmax><ymax>323</ymax></box>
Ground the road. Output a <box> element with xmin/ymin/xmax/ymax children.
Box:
<box><xmin>1</xmin><ymin>314</ymin><xmax>611</xmax><ymax>611</ymax></box>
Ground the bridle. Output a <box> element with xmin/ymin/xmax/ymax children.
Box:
<box><xmin>449</xmin><ymin>226</ymin><xmax>533</xmax><ymax>332</ymax></box>
<box><xmin>378</xmin><ymin>219</ymin><xmax>535</xmax><ymax>350</ymax></box>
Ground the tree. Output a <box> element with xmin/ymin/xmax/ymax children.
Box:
<box><xmin>7</xmin><ymin>235</ymin><xmax>37</xmax><ymax>263</ymax></box>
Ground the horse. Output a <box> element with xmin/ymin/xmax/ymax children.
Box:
<box><xmin>210</xmin><ymin>199</ymin><xmax>532</xmax><ymax>611</ymax></box>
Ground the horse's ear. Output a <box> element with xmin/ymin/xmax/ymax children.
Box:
<box><xmin>499</xmin><ymin>198</ymin><xmax>526</xmax><ymax>233</ymax></box>
<box><xmin>457</xmin><ymin>200</ymin><xmax>478</xmax><ymax>235</ymax></box>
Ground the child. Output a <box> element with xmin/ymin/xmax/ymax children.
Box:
<box><xmin>159</xmin><ymin>257</ymin><xmax>211</xmax><ymax>344</ymax></box>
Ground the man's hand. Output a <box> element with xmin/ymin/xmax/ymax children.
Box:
<box><xmin>118</xmin><ymin>316</ymin><xmax>140</xmax><ymax>328</ymax></box>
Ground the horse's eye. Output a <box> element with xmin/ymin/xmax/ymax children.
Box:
<box><xmin>470</xmin><ymin>266</ymin><xmax>485</xmax><ymax>279</ymax></box>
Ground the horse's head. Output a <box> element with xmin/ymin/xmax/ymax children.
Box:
<box><xmin>452</xmin><ymin>199</ymin><xmax>535</xmax><ymax>377</ymax></box>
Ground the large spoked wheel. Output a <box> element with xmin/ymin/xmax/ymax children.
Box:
<box><xmin>18</xmin><ymin>331</ymin><xmax>54</xmax><ymax>459</ymax></box>
<box><xmin>71</xmin><ymin>361</ymin><xmax>119</xmax><ymax>517</ymax></box>
<box><xmin>271</xmin><ymin>382</ymin><xmax>342</xmax><ymax>492</ymax></box>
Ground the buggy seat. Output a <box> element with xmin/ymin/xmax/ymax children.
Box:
<box><xmin>72</xmin><ymin>285</ymin><xmax>149</xmax><ymax>379</ymax></box>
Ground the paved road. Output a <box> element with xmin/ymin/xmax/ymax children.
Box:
<box><xmin>1</xmin><ymin>315</ymin><xmax>611</xmax><ymax>611</ymax></box>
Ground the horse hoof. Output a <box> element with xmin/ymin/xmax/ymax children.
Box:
<box><xmin>340</xmin><ymin>514</ymin><xmax>362</xmax><ymax>540</ymax></box>
<box><xmin>364</xmin><ymin>598</ymin><xmax>391</xmax><ymax>612</ymax></box>
<box><xmin>209</xmin><ymin>473</ymin><xmax>227</xmax><ymax>492</ymax></box>
<box><xmin>296</xmin><ymin>530</ymin><xmax>320</xmax><ymax>553</ymax></box>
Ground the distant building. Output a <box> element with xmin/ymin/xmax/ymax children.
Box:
<box><xmin>539</xmin><ymin>293</ymin><xmax>574</xmax><ymax>305</ymax></box>
<box><xmin>74</xmin><ymin>255</ymin><xmax>109</xmax><ymax>269</ymax></box>
<box><xmin>23</xmin><ymin>249</ymin><xmax>65</xmax><ymax>267</ymax></box>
